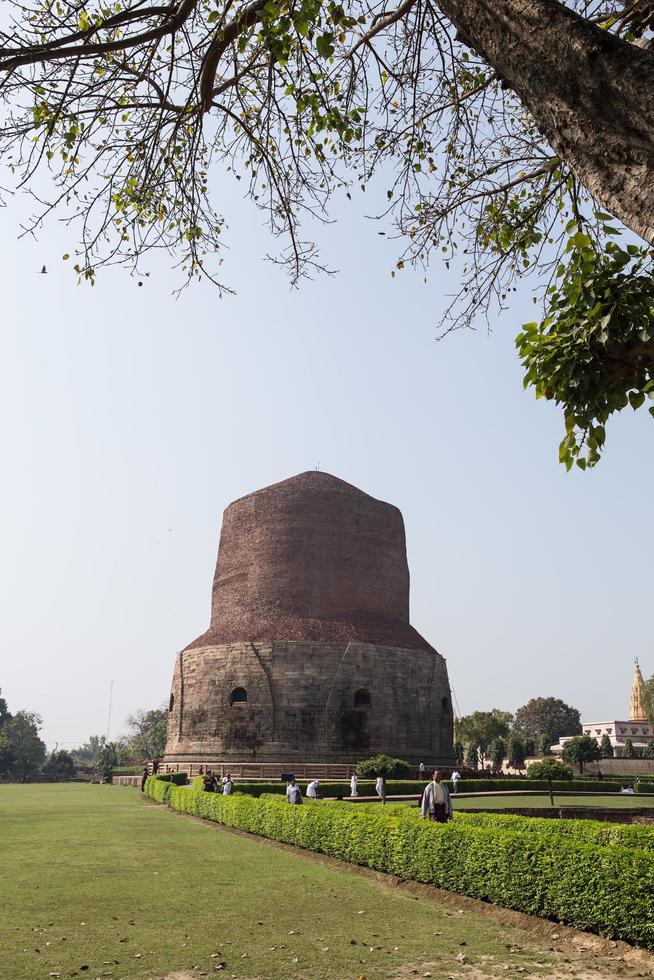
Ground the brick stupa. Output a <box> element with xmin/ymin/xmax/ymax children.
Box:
<box><xmin>164</xmin><ymin>472</ymin><xmax>454</xmax><ymax>766</ymax></box>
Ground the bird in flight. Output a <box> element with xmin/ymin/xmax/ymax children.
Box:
<box><xmin>39</xmin><ymin>265</ymin><xmax>47</xmax><ymax>274</ymax></box>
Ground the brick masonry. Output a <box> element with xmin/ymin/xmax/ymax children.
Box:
<box><xmin>164</xmin><ymin>472</ymin><xmax>455</xmax><ymax>766</ymax></box>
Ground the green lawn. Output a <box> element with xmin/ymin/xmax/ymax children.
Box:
<box><xmin>451</xmin><ymin>793</ymin><xmax>654</xmax><ymax>810</ymax></box>
<box><xmin>0</xmin><ymin>785</ymin><xmax>649</xmax><ymax>980</ymax></box>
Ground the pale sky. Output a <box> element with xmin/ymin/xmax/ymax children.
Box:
<box><xmin>1</xmin><ymin>167</ymin><xmax>653</xmax><ymax>751</ymax></box>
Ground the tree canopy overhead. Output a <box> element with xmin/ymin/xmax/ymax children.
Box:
<box><xmin>2</xmin><ymin>0</ymin><xmax>654</xmax><ymax>465</ymax></box>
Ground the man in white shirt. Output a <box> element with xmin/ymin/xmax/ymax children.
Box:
<box><xmin>375</xmin><ymin>776</ymin><xmax>385</xmax><ymax>798</ymax></box>
<box><xmin>350</xmin><ymin>773</ymin><xmax>358</xmax><ymax>797</ymax></box>
<box><xmin>306</xmin><ymin>779</ymin><xmax>319</xmax><ymax>798</ymax></box>
<box><xmin>222</xmin><ymin>774</ymin><xmax>234</xmax><ymax>795</ymax></box>
<box><xmin>451</xmin><ymin>770</ymin><xmax>461</xmax><ymax>793</ymax></box>
<box><xmin>286</xmin><ymin>779</ymin><xmax>303</xmax><ymax>804</ymax></box>
<box><xmin>421</xmin><ymin>770</ymin><xmax>452</xmax><ymax>822</ymax></box>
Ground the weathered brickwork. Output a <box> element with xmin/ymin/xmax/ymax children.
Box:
<box><xmin>164</xmin><ymin>472</ymin><xmax>455</xmax><ymax>766</ymax></box>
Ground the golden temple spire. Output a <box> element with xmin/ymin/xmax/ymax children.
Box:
<box><xmin>629</xmin><ymin>658</ymin><xmax>648</xmax><ymax>722</ymax></box>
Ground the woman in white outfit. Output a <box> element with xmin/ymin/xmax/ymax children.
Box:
<box><xmin>350</xmin><ymin>773</ymin><xmax>358</xmax><ymax>797</ymax></box>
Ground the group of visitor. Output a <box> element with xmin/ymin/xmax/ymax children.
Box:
<box><xmin>284</xmin><ymin>767</ymin><xmax>454</xmax><ymax>823</ymax></box>
<box><xmin>203</xmin><ymin>770</ymin><xmax>234</xmax><ymax>794</ymax></box>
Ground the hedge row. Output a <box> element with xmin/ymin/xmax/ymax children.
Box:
<box><xmin>190</xmin><ymin>776</ymin><xmax>624</xmax><ymax>795</ymax></box>
<box><xmin>456</xmin><ymin>810</ymin><xmax>654</xmax><ymax>852</ymax></box>
<box><xmin>145</xmin><ymin>777</ymin><xmax>654</xmax><ymax>948</ymax></box>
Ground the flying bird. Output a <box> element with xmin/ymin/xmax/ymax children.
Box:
<box><xmin>39</xmin><ymin>265</ymin><xmax>47</xmax><ymax>274</ymax></box>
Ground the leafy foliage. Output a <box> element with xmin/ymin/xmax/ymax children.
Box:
<box><xmin>355</xmin><ymin>754</ymin><xmax>410</xmax><ymax>779</ymax></box>
<box><xmin>643</xmin><ymin>741</ymin><xmax>654</xmax><ymax>760</ymax></box>
<box><xmin>488</xmin><ymin>736</ymin><xmax>506</xmax><ymax>772</ymax></box>
<box><xmin>513</xmin><ymin>697</ymin><xmax>581</xmax><ymax>743</ymax></box>
<box><xmin>42</xmin><ymin>749</ymin><xmax>77</xmax><ymax>781</ymax></box>
<box><xmin>124</xmin><ymin>706</ymin><xmax>168</xmax><ymax>761</ymax></box>
<box><xmin>1</xmin><ymin>0</ymin><xmax>654</xmax><ymax>465</ymax></box>
<box><xmin>562</xmin><ymin>734</ymin><xmax>602</xmax><ymax>773</ymax></box>
<box><xmin>517</xmin><ymin>232</ymin><xmax>654</xmax><ymax>468</ymax></box>
<box><xmin>507</xmin><ymin>734</ymin><xmax>526</xmax><ymax>771</ymax></box>
<box><xmin>456</xmin><ymin>710</ymin><xmax>512</xmax><ymax>766</ymax></box>
<box><xmin>622</xmin><ymin>738</ymin><xmax>635</xmax><ymax>759</ymax></box>
<box><xmin>526</xmin><ymin>758</ymin><xmax>573</xmax><ymax>780</ymax></box>
<box><xmin>600</xmin><ymin>734</ymin><xmax>614</xmax><ymax>759</ymax></box>
<box><xmin>0</xmin><ymin>711</ymin><xmax>47</xmax><ymax>781</ymax></box>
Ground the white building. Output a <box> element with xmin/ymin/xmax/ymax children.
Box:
<box><xmin>553</xmin><ymin>660</ymin><xmax>653</xmax><ymax>757</ymax></box>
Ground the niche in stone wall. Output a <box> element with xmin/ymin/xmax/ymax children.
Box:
<box><xmin>354</xmin><ymin>689</ymin><xmax>371</xmax><ymax>710</ymax></box>
<box><xmin>230</xmin><ymin>687</ymin><xmax>248</xmax><ymax>707</ymax></box>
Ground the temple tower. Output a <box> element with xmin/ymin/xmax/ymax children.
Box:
<box><xmin>630</xmin><ymin>658</ymin><xmax>648</xmax><ymax>722</ymax></box>
<box><xmin>164</xmin><ymin>471</ymin><xmax>454</xmax><ymax>766</ymax></box>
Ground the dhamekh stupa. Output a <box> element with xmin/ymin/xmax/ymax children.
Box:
<box><xmin>164</xmin><ymin>471</ymin><xmax>454</xmax><ymax>766</ymax></box>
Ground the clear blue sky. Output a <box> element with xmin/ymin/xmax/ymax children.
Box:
<box><xmin>1</xmin><ymin>173</ymin><xmax>652</xmax><ymax>750</ymax></box>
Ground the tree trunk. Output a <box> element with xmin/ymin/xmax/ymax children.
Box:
<box><xmin>435</xmin><ymin>0</ymin><xmax>654</xmax><ymax>245</ymax></box>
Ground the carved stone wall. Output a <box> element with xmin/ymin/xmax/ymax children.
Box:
<box><xmin>165</xmin><ymin>641</ymin><xmax>453</xmax><ymax>764</ymax></box>
<box><xmin>164</xmin><ymin>471</ymin><xmax>455</xmax><ymax>765</ymax></box>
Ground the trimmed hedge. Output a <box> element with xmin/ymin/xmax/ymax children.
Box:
<box><xmin>456</xmin><ymin>810</ymin><xmax>654</xmax><ymax>852</ymax></box>
<box><xmin>145</xmin><ymin>777</ymin><xmax>654</xmax><ymax>948</ymax></box>
<box><xmin>190</xmin><ymin>775</ymin><xmax>624</xmax><ymax>796</ymax></box>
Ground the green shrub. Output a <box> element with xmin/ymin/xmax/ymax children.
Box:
<box><xmin>146</xmin><ymin>780</ymin><xmax>654</xmax><ymax>948</ymax></box>
<box><xmin>526</xmin><ymin>759</ymin><xmax>574</xmax><ymax>780</ymax></box>
<box><xmin>355</xmin><ymin>755</ymin><xmax>410</xmax><ymax>779</ymax></box>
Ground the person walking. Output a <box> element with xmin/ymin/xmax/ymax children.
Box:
<box><xmin>451</xmin><ymin>769</ymin><xmax>461</xmax><ymax>794</ymax></box>
<box><xmin>222</xmin><ymin>773</ymin><xmax>234</xmax><ymax>795</ymax></box>
<box><xmin>375</xmin><ymin>776</ymin><xmax>385</xmax><ymax>799</ymax></box>
<box><xmin>306</xmin><ymin>779</ymin><xmax>319</xmax><ymax>799</ymax></box>
<box><xmin>286</xmin><ymin>779</ymin><xmax>303</xmax><ymax>804</ymax></box>
<box><xmin>350</xmin><ymin>773</ymin><xmax>358</xmax><ymax>797</ymax></box>
<box><xmin>419</xmin><ymin>762</ymin><xmax>425</xmax><ymax>778</ymax></box>
<box><xmin>421</xmin><ymin>770</ymin><xmax>452</xmax><ymax>822</ymax></box>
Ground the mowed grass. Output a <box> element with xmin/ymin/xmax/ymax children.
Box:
<box><xmin>450</xmin><ymin>793</ymin><xmax>654</xmax><ymax>810</ymax></box>
<box><xmin>0</xmin><ymin>786</ymin><xmax>648</xmax><ymax>980</ymax></box>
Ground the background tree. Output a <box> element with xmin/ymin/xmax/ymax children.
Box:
<box><xmin>453</xmin><ymin>741</ymin><xmax>465</xmax><ymax>769</ymax></box>
<box><xmin>70</xmin><ymin>734</ymin><xmax>107</xmax><ymax>767</ymax></box>
<box><xmin>465</xmin><ymin>744</ymin><xmax>479</xmax><ymax>770</ymax></box>
<box><xmin>562</xmin><ymin>734</ymin><xmax>601</xmax><ymax>774</ymax></box>
<box><xmin>1</xmin><ymin>0</ymin><xmax>654</xmax><ymax>467</ymax></box>
<box><xmin>42</xmin><ymin>749</ymin><xmax>77</xmax><ymax>782</ymax></box>
<box><xmin>622</xmin><ymin>738</ymin><xmax>635</xmax><ymax>759</ymax></box>
<box><xmin>643</xmin><ymin>741</ymin><xmax>654</xmax><ymax>760</ymax></box>
<box><xmin>125</xmin><ymin>706</ymin><xmax>168</xmax><ymax>762</ymax></box>
<box><xmin>599</xmin><ymin>734</ymin><xmax>614</xmax><ymax>759</ymax></box>
<box><xmin>526</xmin><ymin>759</ymin><xmax>573</xmax><ymax>781</ymax></box>
<box><xmin>0</xmin><ymin>689</ymin><xmax>11</xmax><ymax>727</ymax></box>
<box><xmin>538</xmin><ymin>734</ymin><xmax>553</xmax><ymax>757</ymax></box>
<box><xmin>507</xmin><ymin>734</ymin><xmax>526</xmax><ymax>772</ymax></box>
<box><xmin>456</xmin><ymin>710</ymin><xmax>512</xmax><ymax>767</ymax></box>
<box><xmin>98</xmin><ymin>742</ymin><xmax>119</xmax><ymax>781</ymax></box>
<box><xmin>0</xmin><ymin>711</ymin><xmax>47</xmax><ymax>782</ymax></box>
<box><xmin>488</xmin><ymin>736</ymin><xmax>506</xmax><ymax>774</ymax></box>
<box><xmin>513</xmin><ymin>698</ymin><xmax>582</xmax><ymax>744</ymax></box>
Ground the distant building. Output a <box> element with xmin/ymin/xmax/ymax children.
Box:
<box><xmin>553</xmin><ymin>660</ymin><xmax>653</xmax><ymax>757</ymax></box>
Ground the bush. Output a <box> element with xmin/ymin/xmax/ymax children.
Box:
<box><xmin>526</xmin><ymin>759</ymin><xmax>573</xmax><ymax>780</ymax></box>
<box><xmin>145</xmin><ymin>779</ymin><xmax>654</xmax><ymax>948</ymax></box>
<box><xmin>355</xmin><ymin>755</ymin><xmax>410</xmax><ymax>779</ymax></box>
